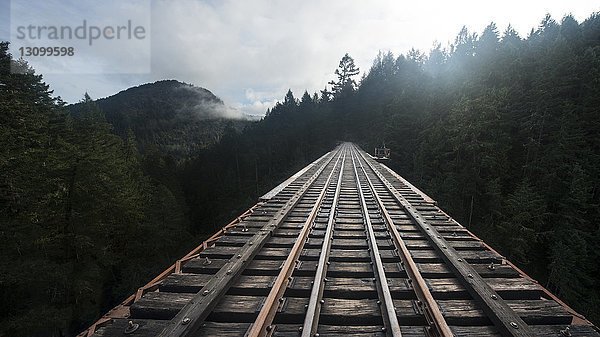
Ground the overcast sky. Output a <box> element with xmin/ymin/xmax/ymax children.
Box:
<box><xmin>2</xmin><ymin>0</ymin><xmax>599</xmax><ymax>115</ymax></box>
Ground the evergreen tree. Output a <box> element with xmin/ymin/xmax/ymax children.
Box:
<box><xmin>328</xmin><ymin>53</ymin><xmax>360</xmax><ymax>97</ymax></box>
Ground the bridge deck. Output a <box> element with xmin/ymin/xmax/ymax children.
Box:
<box><xmin>84</xmin><ymin>143</ymin><xmax>599</xmax><ymax>337</ymax></box>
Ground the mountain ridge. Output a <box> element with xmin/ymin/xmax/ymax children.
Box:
<box><xmin>69</xmin><ymin>79</ymin><xmax>253</xmax><ymax>158</ymax></box>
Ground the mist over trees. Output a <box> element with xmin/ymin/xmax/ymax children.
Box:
<box><xmin>69</xmin><ymin>80</ymin><xmax>250</xmax><ymax>159</ymax></box>
<box><xmin>215</xmin><ymin>13</ymin><xmax>600</xmax><ymax>325</ymax></box>
<box><xmin>2</xmin><ymin>11</ymin><xmax>600</xmax><ymax>336</ymax></box>
<box><xmin>0</xmin><ymin>43</ymin><xmax>193</xmax><ymax>335</ymax></box>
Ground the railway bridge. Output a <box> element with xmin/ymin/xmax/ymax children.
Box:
<box><xmin>83</xmin><ymin>143</ymin><xmax>599</xmax><ymax>337</ymax></box>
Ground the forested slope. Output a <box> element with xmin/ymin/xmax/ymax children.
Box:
<box><xmin>0</xmin><ymin>45</ymin><xmax>195</xmax><ymax>335</ymax></box>
<box><xmin>2</xmin><ymin>12</ymin><xmax>599</xmax><ymax>337</ymax></box>
<box><xmin>181</xmin><ymin>13</ymin><xmax>600</xmax><ymax>325</ymax></box>
<box><xmin>69</xmin><ymin>80</ymin><xmax>250</xmax><ymax>159</ymax></box>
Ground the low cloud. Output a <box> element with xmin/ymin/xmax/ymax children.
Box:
<box><xmin>18</xmin><ymin>0</ymin><xmax>600</xmax><ymax>110</ymax></box>
<box><xmin>235</xmin><ymin>98</ymin><xmax>278</xmax><ymax>117</ymax></box>
<box><xmin>173</xmin><ymin>83</ymin><xmax>246</xmax><ymax>120</ymax></box>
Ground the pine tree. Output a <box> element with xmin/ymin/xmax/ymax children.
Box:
<box><xmin>328</xmin><ymin>53</ymin><xmax>360</xmax><ymax>97</ymax></box>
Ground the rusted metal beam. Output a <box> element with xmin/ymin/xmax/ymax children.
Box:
<box><xmin>352</xmin><ymin>146</ymin><xmax>452</xmax><ymax>337</ymax></box>
<box><xmin>160</xmin><ymin>147</ymin><xmax>342</xmax><ymax>337</ymax></box>
<box><xmin>354</xmin><ymin>144</ymin><xmax>535</xmax><ymax>337</ymax></box>
<box><xmin>302</xmin><ymin>149</ymin><xmax>346</xmax><ymax>337</ymax></box>
<box><xmin>76</xmin><ymin>201</ymin><xmax>264</xmax><ymax>337</ymax></box>
<box><xmin>350</xmin><ymin>149</ymin><xmax>402</xmax><ymax>336</ymax></box>
<box><xmin>246</xmin><ymin>147</ymin><xmax>345</xmax><ymax>337</ymax></box>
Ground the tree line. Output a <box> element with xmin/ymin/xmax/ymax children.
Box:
<box><xmin>201</xmin><ymin>13</ymin><xmax>600</xmax><ymax>325</ymax></box>
<box><xmin>1</xmin><ymin>11</ymin><xmax>599</xmax><ymax>336</ymax></box>
<box><xmin>1</xmin><ymin>43</ymin><xmax>194</xmax><ymax>335</ymax></box>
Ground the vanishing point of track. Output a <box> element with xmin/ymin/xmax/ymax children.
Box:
<box><xmin>86</xmin><ymin>143</ymin><xmax>599</xmax><ymax>337</ymax></box>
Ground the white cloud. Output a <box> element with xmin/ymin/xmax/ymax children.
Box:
<box><xmin>234</xmin><ymin>98</ymin><xmax>278</xmax><ymax>117</ymax></box>
<box><xmin>12</xmin><ymin>0</ymin><xmax>600</xmax><ymax>116</ymax></box>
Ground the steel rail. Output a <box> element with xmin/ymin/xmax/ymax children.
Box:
<box><xmin>245</xmin><ymin>145</ymin><xmax>347</xmax><ymax>337</ymax></box>
<box><xmin>159</xmin><ymin>146</ymin><xmax>343</xmax><ymax>337</ymax></box>
<box><xmin>352</xmin><ymin>145</ymin><xmax>535</xmax><ymax>337</ymax></box>
<box><xmin>350</xmin><ymin>148</ymin><xmax>402</xmax><ymax>337</ymax></box>
<box><xmin>351</xmin><ymin>146</ymin><xmax>452</xmax><ymax>337</ymax></box>
<box><xmin>301</xmin><ymin>148</ymin><xmax>347</xmax><ymax>337</ymax></box>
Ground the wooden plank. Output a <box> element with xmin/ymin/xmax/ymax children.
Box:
<box><xmin>273</xmin><ymin>228</ymin><xmax>302</xmax><ymax>237</ymax></box>
<box><xmin>435</xmin><ymin>299</ymin><xmax>573</xmax><ymax>325</ymax></box>
<box><xmin>318</xmin><ymin>298</ymin><xmax>389</xmax><ymax>325</ymax></box>
<box><xmin>276</xmin><ymin>324</ymin><xmax>387</xmax><ymax>337</ymax></box>
<box><xmin>209</xmin><ymin>295</ymin><xmax>309</xmax><ymax>323</ymax></box>
<box><xmin>530</xmin><ymin>325</ymin><xmax>600</xmax><ymax>336</ymax></box>
<box><xmin>446</xmin><ymin>325</ymin><xmax>600</xmax><ymax>337</ymax></box>
<box><xmin>404</xmin><ymin>239</ymin><xmax>485</xmax><ymax>250</ymax></box>
<box><xmin>159</xmin><ymin>274</ymin><xmax>213</xmax><ymax>293</ymax></box>
<box><xmin>94</xmin><ymin>321</ymin><xmax>600</xmax><ymax>337</ymax></box>
<box><xmin>161</xmin><ymin>275</ymin><xmax>278</xmax><ymax>296</ymax></box>
<box><xmin>302</xmin><ymin>248</ymin><xmax>371</xmax><ymax>261</ymax></box>
<box><xmin>196</xmin><ymin>322</ymin><xmax>251</xmax><ymax>336</ymax></box>
<box><xmin>214</xmin><ymin>236</ymin><xmax>250</xmax><ymax>246</ymax></box>
<box><xmin>409</xmin><ymin>250</ymin><xmax>503</xmax><ymax>263</ymax></box>
<box><xmin>427</xmin><ymin>278</ymin><xmax>542</xmax><ymax>300</ymax></box>
<box><xmin>158</xmin><ymin>149</ymin><xmax>340</xmax><ymax>337</ymax></box>
<box><xmin>181</xmin><ymin>258</ymin><xmax>229</xmax><ymax>274</ymax></box>
<box><xmin>198</xmin><ymin>246</ymin><xmax>239</xmax><ymax>259</ymax></box>
<box><xmin>417</xmin><ymin>263</ymin><xmax>520</xmax><ymax>278</ymax></box>
<box><xmin>130</xmin><ymin>292</ymin><xmax>194</xmax><ymax>319</ymax></box>
<box><xmin>326</xmin><ymin>262</ymin><xmax>373</xmax><ymax>277</ymax></box>
<box><xmin>248</xmin><ymin>150</ymin><xmax>348</xmax><ymax>337</ymax></box>
<box><xmin>287</xmin><ymin>277</ymin><xmax>381</xmax><ymax>299</ymax></box>
<box><xmin>264</xmin><ymin>237</ymin><xmax>298</xmax><ymax>247</ymax></box>
<box><xmin>254</xmin><ymin>247</ymin><xmax>292</xmax><ymax>259</ymax></box>
<box><xmin>400</xmin><ymin>232</ymin><xmax>473</xmax><ymax>240</ymax></box>
<box><xmin>351</xmin><ymin>149</ymin><xmax>404</xmax><ymax>337</ymax></box>
<box><xmin>334</xmin><ymin>223</ymin><xmax>365</xmax><ymax>230</ymax></box>
<box><xmin>92</xmin><ymin>319</ymin><xmax>168</xmax><ymax>337</ymax></box>
<box><xmin>355</xmin><ymin>147</ymin><xmax>536</xmax><ymax>336</ymax></box>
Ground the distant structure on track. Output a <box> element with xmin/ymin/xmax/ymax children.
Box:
<box><xmin>82</xmin><ymin>143</ymin><xmax>599</xmax><ymax>337</ymax></box>
<box><xmin>373</xmin><ymin>143</ymin><xmax>391</xmax><ymax>161</ymax></box>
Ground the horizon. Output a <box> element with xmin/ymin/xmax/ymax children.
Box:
<box><xmin>1</xmin><ymin>0</ymin><xmax>599</xmax><ymax>115</ymax></box>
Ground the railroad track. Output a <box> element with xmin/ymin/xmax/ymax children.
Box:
<box><xmin>86</xmin><ymin>143</ymin><xmax>599</xmax><ymax>337</ymax></box>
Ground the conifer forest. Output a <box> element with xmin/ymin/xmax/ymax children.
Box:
<box><xmin>1</xmin><ymin>11</ymin><xmax>600</xmax><ymax>337</ymax></box>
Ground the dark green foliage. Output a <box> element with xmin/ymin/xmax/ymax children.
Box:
<box><xmin>0</xmin><ymin>43</ymin><xmax>194</xmax><ymax>336</ymax></box>
<box><xmin>327</xmin><ymin>53</ymin><xmax>360</xmax><ymax>98</ymax></box>
<box><xmin>69</xmin><ymin>80</ymin><xmax>250</xmax><ymax>159</ymax></box>
<box><xmin>181</xmin><ymin>13</ymin><xmax>600</xmax><ymax>325</ymax></box>
<box><xmin>360</xmin><ymin>14</ymin><xmax>600</xmax><ymax>324</ymax></box>
<box><xmin>2</xmin><ymin>11</ymin><xmax>600</xmax><ymax>335</ymax></box>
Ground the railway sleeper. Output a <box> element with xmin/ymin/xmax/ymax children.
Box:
<box><xmin>128</xmin><ymin>292</ymin><xmax>574</xmax><ymax>327</ymax></box>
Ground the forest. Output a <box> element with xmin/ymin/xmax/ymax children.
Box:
<box><xmin>1</xmin><ymin>12</ymin><xmax>600</xmax><ymax>336</ymax></box>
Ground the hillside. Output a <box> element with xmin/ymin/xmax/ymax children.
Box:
<box><xmin>2</xmin><ymin>12</ymin><xmax>600</xmax><ymax>337</ymax></box>
<box><xmin>69</xmin><ymin>80</ymin><xmax>252</xmax><ymax>158</ymax></box>
<box><xmin>178</xmin><ymin>14</ymin><xmax>600</xmax><ymax>326</ymax></box>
